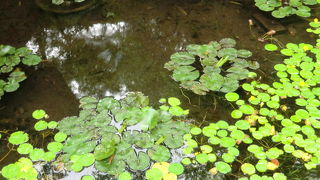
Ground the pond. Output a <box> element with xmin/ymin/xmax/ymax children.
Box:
<box><xmin>0</xmin><ymin>0</ymin><xmax>319</xmax><ymax>179</ymax></box>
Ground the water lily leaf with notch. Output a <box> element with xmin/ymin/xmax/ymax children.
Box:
<box><xmin>94</xmin><ymin>143</ymin><xmax>115</xmax><ymax>161</ymax></box>
<box><xmin>218</xmin><ymin>48</ymin><xmax>238</xmax><ymax>59</ymax></box>
<box><xmin>62</xmin><ymin>135</ymin><xmax>96</xmax><ymax>162</ymax></box>
<box><xmin>237</xmin><ymin>49</ymin><xmax>252</xmax><ymax>58</ymax></box>
<box><xmin>227</xmin><ymin>67</ymin><xmax>250</xmax><ymax>80</ymax></box>
<box><xmin>148</xmin><ymin>145</ymin><xmax>171</xmax><ymax>162</ymax></box>
<box><xmin>164</xmin><ymin>134</ymin><xmax>184</xmax><ymax>148</ymax></box>
<box><xmin>95</xmin><ymin>157</ymin><xmax>126</xmax><ymax>175</ymax></box>
<box><xmin>200</xmin><ymin>57</ymin><xmax>218</xmax><ymax>66</ymax></box>
<box><xmin>0</xmin><ymin>45</ymin><xmax>15</xmax><ymax>56</ymax></box>
<box><xmin>22</xmin><ymin>54</ymin><xmax>41</xmax><ymax>66</ymax></box>
<box><xmin>219</xmin><ymin>38</ymin><xmax>236</xmax><ymax>48</ymax></box>
<box><xmin>120</xmin><ymin>92</ymin><xmax>149</xmax><ymax>108</ymax></box>
<box><xmin>17</xmin><ymin>143</ymin><xmax>33</xmax><ymax>155</ymax></box>
<box><xmin>127</xmin><ymin>151</ymin><xmax>150</xmax><ymax>171</ymax></box>
<box><xmin>8</xmin><ymin>131</ymin><xmax>29</xmax><ymax>145</ymax></box>
<box><xmin>134</xmin><ymin>133</ymin><xmax>155</xmax><ymax>148</ymax></box>
<box><xmin>5</xmin><ymin>55</ymin><xmax>20</xmax><ymax>66</ymax></box>
<box><xmin>172</xmin><ymin>66</ymin><xmax>200</xmax><ymax>82</ymax></box>
<box><xmin>215</xmin><ymin>161</ymin><xmax>232</xmax><ymax>174</ymax></box>
<box><xmin>97</xmin><ymin>97</ymin><xmax>120</xmax><ymax>112</ymax></box>
<box><xmin>169</xmin><ymin>52</ymin><xmax>195</xmax><ymax>65</ymax></box>
<box><xmin>16</xmin><ymin>47</ymin><xmax>32</xmax><ymax>57</ymax></box>
<box><xmin>220</xmin><ymin>77</ymin><xmax>239</xmax><ymax>93</ymax></box>
<box><xmin>0</xmin><ymin>65</ymin><xmax>13</xmax><ymax>73</ymax></box>
<box><xmin>47</xmin><ymin>142</ymin><xmax>63</xmax><ymax>153</ymax></box>
<box><xmin>200</xmin><ymin>72</ymin><xmax>224</xmax><ymax>91</ymax></box>
<box><xmin>4</xmin><ymin>80</ymin><xmax>19</xmax><ymax>92</ymax></box>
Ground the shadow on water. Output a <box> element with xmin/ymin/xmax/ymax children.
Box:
<box><xmin>0</xmin><ymin>0</ymin><xmax>318</xmax><ymax>179</ymax></box>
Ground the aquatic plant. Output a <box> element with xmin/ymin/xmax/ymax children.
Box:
<box><xmin>145</xmin><ymin>162</ymin><xmax>184</xmax><ymax>180</ymax></box>
<box><xmin>164</xmin><ymin>38</ymin><xmax>259</xmax><ymax>95</ymax></box>
<box><xmin>0</xmin><ymin>110</ymin><xmax>63</xmax><ymax>180</ymax></box>
<box><xmin>56</xmin><ymin>92</ymin><xmax>190</xmax><ymax>177</ymax></box>
<box><xmin>254</xmin><ymin>0</ymin><xmax>319</xmax><ymax>18</ymax></box>
<box><xmin>181</xmin><ymin>21</ymin><xmax>320</xmax><ymax>179</ymax></box>
<box><xmin>0</xmin><ymin>45</ymin><xmax>41</xmax><ymax>100</ymax></box>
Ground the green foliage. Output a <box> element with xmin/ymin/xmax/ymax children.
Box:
<box><xmin>56</xmin><ymin>92</ymin><xmax>189</xmax><ymax>176</ymax></box>
<box><xmin>164</xmin><ymin>39</ymin><xmax>259</xmax><ymax>95</ymax></box>
<box><xmin>254</xmin><ymin>0</ymin><xmax>318</xmax><ymax>18</ymax></box>
<box><xmin>1</xmin><ymin>158</ymin><xmax>38</xmax><ymax>180</ymax></box>
<box><xmin>182</xmin><ymin>25</ymin><xmax>320</xmax><ymax>178</ymax></box>
<box><xmin>1</xmin><ymin>110</ymin><xmax>66</xmax><ymax>179</ymax></box>
<box><xmin>0</xmin><ymin>45</ymin><xmax>41</xmax><ymax>100</ymax></box>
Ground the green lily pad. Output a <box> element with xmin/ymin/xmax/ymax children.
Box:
<box><xmin>17</xmin><ymin>143</ymin><xmax>33</xmax><ymax>155</ymax></box>
<box><xmin>241</xmin><ymin>163</ymin><xmax>256</xmax><ymax>175</ymax></box>
<box><xmin>147</xmin><ymin>145</ymin><xmax>171</xmax><ymax>162</ymax></box>
<box><xmin>168</xmin><ymin>163</ymin><xmax>184</xmax><ymax>175</ymax></box>
<box><xmin>32</xmin><ymin>109</ymin><xmax>46</xmax><ymax>120</ymax></box>
<box><xmin>8</xmin><ymin>131</ymin><xmax>29</xmax><ymax>145</ymax></box>
<box><xmin>215</xmin><ymin>161</ymin><xmax>231</xmax><ymax>174</ymax></box>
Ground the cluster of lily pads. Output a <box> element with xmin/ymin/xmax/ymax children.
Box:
<box><xmin>55</xmin><ymin>92</ymin><xmax>190</xmax><ymax>178</ymax></box>
<box><xmin>164</xmin><ymin>38</ymin><xmax>259</xmax><ymax>95</ymax></box>
<box><xmin>180</xmin><ymin>20</ymin><xmax>320</xmax><ymax>179</ymax></box>
<box><xmin>0</xmin><ymin>110</ymin><xmax>65</xmax><ymax>180</ymax></box>
<box><xmin>254</xmin><ymin>0</ymin><xmax>319</xmax><ymax>18</ymax></box>
<box><xmin>0</xmin><ymin>45</ymin><xmax>41</xmax><ymax>100</ymax></box>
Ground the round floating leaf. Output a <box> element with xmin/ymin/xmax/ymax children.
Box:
<box><xmin>146</xmin><ymin>168</ymin><xmax>163</xmax><ymax>180</ymax></box>
<box><xmin>168</xmin><ymin>97</ymin><xmax>181</xmax><ymax>106</ymax></box>
<box><xmin>241</xmin><ymin>163</ymin><xmax>256</xmax><ymax>175</ymax></box>
<box><xmin>209</xmin><ymin>136</ymin><xmax>220</xmax><ymax>145</ymax></box>
<box><xmin>17</xmin><ymin>143</ymin><xmax>33</xmax><ymax>155</ymax></box>
<box><xmin>82</xmin><ymin>175</ymin><xmax>95</xmax><ymax>180</ymax></box>
<box><xmin>200</xmin><ymin>145</ymin><xmax>213</xmax><ymax>153</ymax></box>
<box><xmin>190</xmin><ymin>127</ymin><xmax>202</xmax><ymax>135</ymax></box>
<box><xmin>240</xmin><ymin>105</ymin><xmax>255</xmax><ymax>114</ymax></box>
<box><xmin>34</xmin><ymin>120</ymin><xmax>48</xmax><ymax>131</ymax></box>
<box><xmin>8</xmin><ymin>131</ymin><xmax>29</xmax><ymax>145</ymax></box>
<box><xmin>273</xmin><ymin>172</ymin><xmax>287</xmax><ymax>180</ymax></box>
<box><xmin>29</xmin><ymin>148</ymin><xmax>45</xmax><ymax>161</ymax></box>
<box><xmin>44</xmin><ymin>151</ymin><xmax>56</xmax><ymax>161</ymax></box>
<box><xmin>231</xmin><ymin>110</ymin><xmax>243</xmax><ymax>119</ymax></box>
<box><xmin>127</xmin><ymin>151</ymin><xmax>150</xmax><ymax>171</ymax></box>
<box><xmin>47</xmin><ymin>142</ymin><xmax>63</xmax><ymax>153</ymax></box>
<box><xmin>118</xmin><ymin>172</ymin><xmax>131</xmax><ymax>180</ymax></box>
<box><xmin>148</xmin><ymin>145</ymin><xmax>171</xmax><ymax>162</ymax></box>
<box><xmin>168</xmin><ymin>163</ymin><xmax>184</xmax><ymax>175</ymax></box>
<box><xmin>220</xmin><ymin>137</ymin><xmax>236</xmax><ymax>148</ymax></box>
<box><xmin>1</xmin><ymin>164</ymin><xmax>19</xmax><ymax>179</ymax></box>
<box><xmin>196</xmin><ymin>153</ymin><xmax>209</xmax><ymax>164</ymax></box>
<box><xmin>235</xmin><ymin>120</ymin><xmax>250</xmax><ymax>130</ymax></box>
<box><xmin>54</xmin><ymin>132</ymin><xmax>68</xmax><ymax>142</ymax></box>
<box><xmin>208</xmin><ymin>153</ymin><xmax>217</xmax><ymax>162</ymax></box>
<box><xmin>222</xmin><ymin>153</ymin><xmax>235</xmax><ymax>163</ymax></box>
<box><xmin>255</xmin><ymin>159</ymin><xmax>268</xmax><ymax>173</ymax></box>
<box><xmin>32</xmin><ymin>109</ymin><xmax>46</xmax><ymax>120</ymax></box>
<box><xmin>22</xmin><ymin>54</ymin><xmax>41</xmax><ymax>66</ymax></box>
<box><xmin>182</xmin><ymin>158</ymin><xmax>192</xmax><ymax>165</ymax></box>
<box><xmin>215</xmin><ymin>161</ymin><xmax>231</xmax><ymax>174</ymax></box>
<box><xmin>47</xmin><ymin>121</ymin><xmax>58</xmax><ymax>129</ymax></box>
<box><xmin>265</xmin><ymin>44</ymin><xmax>278</xmax><ymax>51</ymax></box>
<box><xmin>216</xmin><ymin>120</ymin><xmax>229</xmax><ymax>129</ymax></box>
<box><xmin>79</xmin><ymin>153</ymin><xmax>95</xmax><ymax>167</ymax></box>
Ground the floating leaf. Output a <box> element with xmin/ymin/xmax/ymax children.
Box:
<box><xmin>215</xmin><ymin>161</ymin><xmax>231</xmax><ymax>174</ymax></box>
<box><xmin>8</xmin><ymin>131</ymin><xmax>29</xmax><ymax>145</ymax></box>
<box><xmin>32</xmin><ymin>109</ymin><xmax>46</xmax><ymax>120</ymax></box>
<box><xmin>241</xmin><ymin>163</ymin><xmax>256</xmax><ymax>175</ymax></box>
<box><xmin>148</xmin><ymin>145</ymin><xmax>171</xmax><ymax>162</ymax></box>
<box><xmin>17</xmin><ymin>143</ymin><xmax>33</xmax><ymax>155</ymax></box>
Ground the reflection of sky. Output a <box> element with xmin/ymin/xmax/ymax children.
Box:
<box><xmin>25</xmin><ymin>22</ymin><xmax>128</xmax><ymax>98</ymax></box>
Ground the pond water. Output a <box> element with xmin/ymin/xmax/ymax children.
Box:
<box><xmin>0</xmin><ymin>0</ymin><xmax>317</xmax><ymax>179</ymax></box>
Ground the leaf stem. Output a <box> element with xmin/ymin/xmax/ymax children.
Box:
<box><xmin>0</xmin><ymin>143</ymin><xmax>14</xmax><ymax>162</ymax></box>
<box><xmin>155</xmin><ymin>136</ymin><xmax>165</xmax><ymax>145</ymax></box>
<box><xmin>215</xmin><ymin>56</ymin><xmax>229</xmax><ymax>68</ymax></box>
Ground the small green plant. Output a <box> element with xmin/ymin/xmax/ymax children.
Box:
<box><xmin>145</xmin><ymin>162</ymin><xmax>184</xmax><ymax>180</ymax></box>
<box><xmin>0</xmin><ymin>110</ymin><xmax>63</xmax><ymax>180</ymax></box>
<box><xmin>181</xmin><ymin>23</ymin><xmax>320</xmax><ymax>179</ymax></box>
<box><xmin>0</xmin><ymin>45</ymin><xmax>41</xmax><ymax>100</ymax></box>
<box><xmin>254</xmin><ymin>0</ymin><xmax>319</xmax><ymax>18</ymax></box>
<box><xmin>164</xmin><ymin>38</ymin><xmax>259</xmax><ymax>95</ymax></box>
<box><xmin>56</xmin><ymin>92</ymin><xmax>190</xmax><ymax>177</ymax></box>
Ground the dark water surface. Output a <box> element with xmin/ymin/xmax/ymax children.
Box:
<box><xmin>0</xmin><ymin>0</ymin><xmax>317</xmax><ymax>179</ymax></box>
